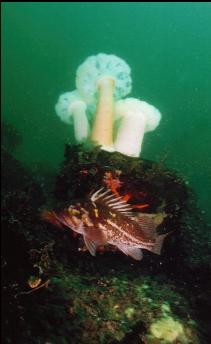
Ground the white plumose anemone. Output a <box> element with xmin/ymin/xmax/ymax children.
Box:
<box><xmin>76</xmin><ymin>53</ymin><xmax>132</xmax><ymax>151</ymax></box>
<box><xmin>55</xmin><ymin>91</ymin><xmax>89</xmax><ymax>143</ymax></box>
<box><xmin>114</xmin><ymin>98</ymin><xmax>161</xmax><ymax>157</ymax></box>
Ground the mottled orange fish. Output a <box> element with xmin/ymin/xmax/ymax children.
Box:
<box><xmin>44</xmin><ymin>188</ymin><xmax>169</xmax><ymax>261</ymax></box>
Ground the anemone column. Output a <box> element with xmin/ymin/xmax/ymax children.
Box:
<box><xmin>91</xmin><ymin>77</ymin><xmax>115</xmax><ymax>151</ymax></box>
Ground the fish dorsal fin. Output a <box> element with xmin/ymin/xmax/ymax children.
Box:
<box><xmin>91</xmin><ymin>187</ymin><xmax>110</xmax><ymax>202</ymax></box>
<box><xmin>91</xmin><ymin>188</ymin><xmax>134</xmax><ymax>218</ymax></box>
<box><xmin>117</xmin><ymin>245</ymin><xmax>143</xmax><ymax>261</ymax></box>
<box><xmin>83</xmin><ymin>235</ymin><xmax>97</xmax><ymax>256</ymax></box>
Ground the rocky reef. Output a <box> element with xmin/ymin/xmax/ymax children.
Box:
<box><xmin>55</xmin><ymin>144</ymin><xmax>211</xmax><ymax>270</ymax></box>
<box><xmin>2</xmin><ymin>139</ymin><xmax>211</xmax><ymax>344</ymax></box>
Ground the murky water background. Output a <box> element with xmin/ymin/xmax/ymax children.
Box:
<box><xmin>2</xmin><ymin>2</ymin><xmax>211</xmax><ymax>222</ymax></box>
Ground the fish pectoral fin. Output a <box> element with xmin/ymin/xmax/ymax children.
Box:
<box><xmin>83</xmin><ymin>236</ymin><xmax>97</xmax><ymax>256</ymax></box>
<box><xmin>117</xmin><ymin>245</ymin><xmax>143</xmax><ymax>261</ymax></box>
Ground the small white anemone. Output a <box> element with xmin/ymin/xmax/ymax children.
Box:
<box><xmin>114</xmin><ymin>98</ymin><xmax>161</xmax><ymax>157</ymax></box>
<box><xmin>76</xmin><ymin>53</ymin><xmax>132</xmax><ymax>151</ymax></box>
<box><xmin>55</xmin><ymin>90</ymin><xmax>89</xmax><ymax>143</ymax></box>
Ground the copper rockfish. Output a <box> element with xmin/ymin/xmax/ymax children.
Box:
<box><xmin>49</xmin><ymin>188</ymin><xmax>168</xmax><ymax>261</ymax></box>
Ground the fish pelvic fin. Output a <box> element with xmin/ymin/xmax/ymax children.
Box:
<box><xmin>83</xmin><ymin>236</ymin><xmax>97</xmax><ymax>256</ymax></box>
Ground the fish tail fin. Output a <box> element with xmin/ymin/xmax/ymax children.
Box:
<box><xmin>152</xmin><ymin>232</ymin><xmax>171</xmax><ymax>255</ymax></box>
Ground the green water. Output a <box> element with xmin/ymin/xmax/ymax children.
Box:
<box><xmin>2</xmin><ymin>2</ymin><xmax>211</xmax><ymax>222</ymax></box>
